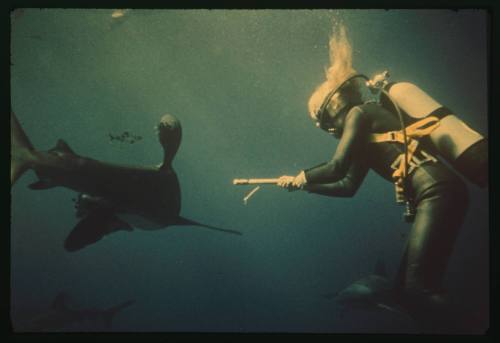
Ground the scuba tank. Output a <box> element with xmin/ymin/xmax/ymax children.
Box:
<box><xmin>367</xmin><ymin>71</ymin><xmax>488</xmax><ymax>188</ymax></box>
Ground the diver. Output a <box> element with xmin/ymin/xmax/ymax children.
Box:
<box><xmin>276</xmin><ymin>25</ymin><xmax>488</xmax><ymax>332</ymax></box>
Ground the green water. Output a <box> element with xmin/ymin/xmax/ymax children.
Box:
<box><xmin>10</xmin><ymin>9</ymin><xmax>488</xmax><ymax>333</ymax></box>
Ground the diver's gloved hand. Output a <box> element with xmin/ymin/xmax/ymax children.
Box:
<box><xmin>277</xmin><ymin>175</ymin><xmax>295</xmax><ymax>189</ymax></box>
<box><xmin>292</xmin><ymin>171</ymin><xmax>307</xmax><ymax>189</ymax></box>
<box><xmin>277</xmin><ymin>171</ymin><xmax>307</xmax><ymax>191</ymax></box>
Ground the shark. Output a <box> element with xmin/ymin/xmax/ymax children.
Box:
<box><xmin>325</xmin><ymin>255</ymin><xmax>487</xmax><ymax>333</ymax></box>
<box><xmin>14</xmin><ymin>292</ymin><xmax>134</xmax><ymax>332</ymax></box>
<box><xmin>323</xmin><ymin>258</ymin><xmax>413</xmax><ymax>320</ymax></box>
<box><xmin>11</xmin><ymin>111</ymin><xmax>241</xmax><ymax>252</ymax></box>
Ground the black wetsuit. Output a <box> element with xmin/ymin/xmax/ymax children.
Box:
<box><xmin>303</xmin><ymin>102</ymin><xmax>474</xmax><ymax>329</ymax></box>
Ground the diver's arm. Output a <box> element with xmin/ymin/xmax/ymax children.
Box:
<box><xmin>303</xmin><ymin>160</ymin><xmax>368</xmax><ymax>197</ymax></box>
<box><xmin>304</xmin><ymin>106</ymin><xmax>368</xmax><ymax>184</ymax></box>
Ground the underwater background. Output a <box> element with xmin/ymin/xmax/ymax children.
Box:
<box><xmin>10</xmin><ymin>9</ymin><xmax>489</xmax><ymax>333</ymax></box>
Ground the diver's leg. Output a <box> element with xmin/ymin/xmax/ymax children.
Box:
<box><xmin>405</xmin><ymin>185</ymin><xmax>468</xmax><ymax>293</ymax></box>
<box><xmin>400</xmin><ymin>171</ymin><xmax>469</xmax><ymax>332</ymax></box>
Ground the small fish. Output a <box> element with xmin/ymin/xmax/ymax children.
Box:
<box><xmin>111</xmin><ymin>9</ymin><xmax>129</xmax><ymax>19</ymax></box>
<box><xmin>108</xmin><ymin>131</ymin><xmax>142</xmax><ymax>144</ymax></box>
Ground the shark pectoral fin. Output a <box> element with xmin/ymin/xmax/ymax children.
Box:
<box><xmin>175</xmin><ymin>216</ymin><xmax>242</xmax><ymax>236</ymax></box>
<box><xmin>376</xmin><ymin>303</ymin><xmax>395</xmax><ymax>312</ymax></box>
<box><xmin>28</xmin><ymin>179</ymin><xmax>56</xmax><ymax>190</ymax></box>
<box><xmin>64</xmin><ymin>211</ymin><xmax>133</xmax><ymax>252</ymax></box>
<box><xmin>376</xmin><ymin>302</ymin><xmax>412</xmax><ymax>318</ymax></box>
<box><xmin>109</xmin><ymin>216</ymin><xmax>133</xmax><ymax>232</ymax></box>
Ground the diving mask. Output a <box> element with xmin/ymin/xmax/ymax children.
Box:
<box><xmin>314</xmin><ymin>74</ymin><xmax>369</xmax><ymax>134</ymax></box>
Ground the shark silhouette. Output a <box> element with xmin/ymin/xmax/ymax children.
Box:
<box><xmin>323</xmin><ymin>258</ymin><xmax>413</xmax><ymax>320</ymax></box>
<box><xmin>14</xmin><ymin>292</ymin><xmax>134</xmax><ymax>332</ymax></box>
<box><xmin>11</xmin><ymin>112</ymin><xmax>241</xmax><ymax>251</ymax></box>
<box><xmin>324</xmin><ymin>256</ymin><xmax>487</xmax><ymax>333</ymax></box>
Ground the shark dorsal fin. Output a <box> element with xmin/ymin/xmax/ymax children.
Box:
<box><xmin>51</xmin><ymin>139</ymin><xmax>75</xmax><ymax>155</ymax></box>
<box><xmin>51</xmin><ymin>292</ymin><xmax>70</xmax><ymax>311</ymax></box>
<box><xmin>374</xmin><ymin>259</ymin><xmax>388</xmax><ymax>277</ymax></box>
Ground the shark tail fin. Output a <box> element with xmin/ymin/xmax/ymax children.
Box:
<box><xmin>103</xmin><ymin>300</ymin><xmax>135</xmax><ymax>328</ymax></box>
<box><xmin>11</xmin><ymin>112</ymin><xmax>35</xmax><ymax>186</ymax></box>
<box><xmin>26</xmin><ymin>139</ymin><xmax>76</xmax><ymax>191</ymax></box>
<box><xmin>175</xmin><ymin>216</ymin><xmax>242</xmax><ymax>236</ymax></box>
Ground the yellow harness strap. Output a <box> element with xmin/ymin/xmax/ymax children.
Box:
<box><xmin>369</xmin><ymin>116</ymin><xmax>440</xmax><ymax>203</ymax></box>
<box><xmin>369</xmin><ymin>116</ymin><xmax>440</xmax><ymax>144</ymax></box>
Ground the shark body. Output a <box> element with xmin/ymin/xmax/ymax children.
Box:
<box><xmin>15</xmin><ymin>292</ymin><xmax>134</xmax><ymax>332</ymax></box>
<box><xmin>11</xmin><ymin>112</ymin><xmax>241</xmax><ymax>251</ymax></box>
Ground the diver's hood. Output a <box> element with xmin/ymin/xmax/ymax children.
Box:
<box><xmin>315</xmin><ymin>74</ymin><xmax>374</xmax><ymax>133</ymax></box>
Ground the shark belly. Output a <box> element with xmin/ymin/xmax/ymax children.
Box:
<box><xmin>116</xmin><ymin>213</ymin><xmax>166</xmax><ymax>230</ymax></box>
